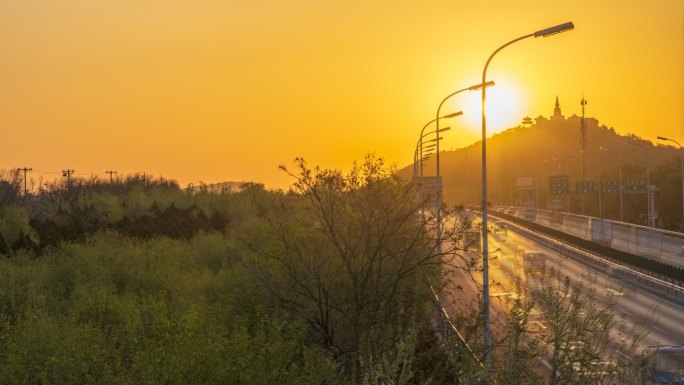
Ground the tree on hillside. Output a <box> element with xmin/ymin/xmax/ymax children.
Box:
<box><xmin>0</xmin><ymin>206</ymin><xmax>37</xmax><ymax>253</ymax></box>
<box><xmin>0</xmin><ymin>170</ymin><xmax>22</xmax><ymax>207</ymax></box>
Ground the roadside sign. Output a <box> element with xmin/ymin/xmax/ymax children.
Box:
<box><xmin>517</xmin><ymin>176</ymin><xmax>534</xmax><ymax>189</ymax></box>
<box><xmin>623</xmin><ymin>180</ymin><xmax>646</xmax><ymax>193</ymax></box>
<box><xmin>415</xmin><ymin>176</ymin><xmax>442</xmax><ymax>209</ymax></box>
<box><xmin>549</xmin><ymin>175</ymin><xmax>569</xmax><ymax>195</ymax></box>
<box><xmin>600</xmin><ymin>180</ymin><xmax>619</xmax><ymax>194</ymax></box>
<box><xmin>575</xmin><ymin>181</ymin><xmax>594</xmax><ymax>194</ymax></box>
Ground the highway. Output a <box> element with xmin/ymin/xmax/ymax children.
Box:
<box><xmin>443</xmin><ymin>214</ymin><xmax>684</xmax><ymax>367</ymax></box>
<box><xmin>495</xmin><ymin>221</ymin><xmax>684</xmax><ymax>347</ymax></box>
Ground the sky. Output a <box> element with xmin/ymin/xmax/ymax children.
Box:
<box><xmin>1</xmin><ymin>0</ymin><xmax>682</xmax><ymax>189</ymax></box>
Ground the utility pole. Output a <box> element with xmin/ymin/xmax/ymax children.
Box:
<box><xmin>657</xmin><ymin>136</ymin><xmax>683</xmax><ymax>230</ymax></box>
<box><xmin>17</xmin><ymin>167</ymin><xmax>32</xmax><ymax>198</ymax></box>
<box><xmin>105</xmin><ymin>170</ymin><xmax>117</xmax><ymax>184</ymax></box>
<box><xmin>62</xmin><ymin>169</ymin><xmax>75</xmax><ymax>190</ymax></box>
<box><xmin>629</xmin><ymin>141</ymin><xmax>652</xmax><ymax>227</ymax></box>
<box><xmin>580</xmin><ymin>97</ymin><xmax>587</xmax><ymax>215</ymax></box>
<box><xmin>619</xmin><ymin>155</ymin><xmax>624</xmax><ymax>222</ymax></box>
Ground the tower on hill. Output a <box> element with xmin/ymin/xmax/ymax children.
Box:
<box><xmin>552</xmin><ymin>96</ymin><xmax>564</xmax><ymax>120</ymax></box>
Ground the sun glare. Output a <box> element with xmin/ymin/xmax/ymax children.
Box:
<box><xmin>457</xmin><ymin>82</ymin><xmax>523</xmax><ymax>135</ymax></box>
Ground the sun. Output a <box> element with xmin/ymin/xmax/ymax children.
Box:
<box><xmin>456</xmin><ymin>81</ymin><xmax>524</xmax><ymax>135</ymax></box>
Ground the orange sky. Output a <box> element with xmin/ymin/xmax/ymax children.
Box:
<box><xmin>1</xmin><ymin>0</ymin><xmax>682</xmax><ymax>189</ymax></box>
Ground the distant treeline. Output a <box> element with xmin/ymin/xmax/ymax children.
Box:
<box><xmin>0</xmin><ymin>173</ymin><xmax>241</xmax><ymax>253</ymax></box>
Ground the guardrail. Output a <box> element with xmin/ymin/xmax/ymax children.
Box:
<box><xmin>429</xmin><ymin>283</ymin><xmax>494</xmax><ymax>384</ymax></box>
<box><xmin>498</xmin><ymin>206</ymin><xmax>684</xmax><ymax>241</ymax></box>
<box><xmin>489</xmin><ymin>211</ymin><xmax>684</xmax><ymax>296</ymax></box>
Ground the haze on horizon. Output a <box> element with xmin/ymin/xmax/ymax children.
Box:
<box><xmin>0</xmin><ymin>0</ymin><xmax>682</xmax><ymax>189</ymax></box>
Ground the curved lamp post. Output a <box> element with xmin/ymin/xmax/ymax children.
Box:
<box><xmin>435</xmin><ymin>81</ymin><xmax>495</xmax><ymax>257</ymax></box>
<box><xmin>414</xmin><ymin>130</ymin><xmax>446</xmax><ymax>177</ymax></box>
<box><xmin>415</xmin><ymin>142</ymin><xmax>437</xmax><ymax>170</ymax></box>
<box><xmin>419</xmin><ymin>135</ymin><xmax>446</xmax><ymax>176</ymax></box>
<box><xmin>414</xmin><ymin>143</ymin><xmax>437</xmax><ymax>177</ymax></box>
<box><xmin>657</xmin><ymin>136</ymin><xmax>684</xmax><ymax>229</ymax></box>
<box><xmin>413</xmin><ymin>113</ymin><xmax>463</xmax><ymax>178</ymax></box>
<box><xmin>480</xmin><ymin>21</ymin><xmax>574</xmax><ymax>370</ymax></box>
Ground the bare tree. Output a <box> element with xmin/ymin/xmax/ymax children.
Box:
<box><xmin>243</xmin><ymin>155</ymin><xmax>475</xmax><ymax>376</ymax></box>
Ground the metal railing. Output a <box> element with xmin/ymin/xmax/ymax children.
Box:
<box><xmin>491</xmin><ymin>212</ymin><xmax>684</xmax><ymax>296</ymax></box>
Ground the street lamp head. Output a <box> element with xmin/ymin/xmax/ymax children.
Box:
<box><xmin>426</xmin><ymin>137</ymin><xmax>444</xmax><ymax>143</ymax></box>
<box><xmin>443</xmin><ymin>111</ymin><xmax>463</xmax><ymax>119</ymax></box>
<box><xmin>421</xmin><ymin>128</ymin><xmax>449</xmax><ymax>139</ymax></box>
<box><xmin>534</xmin><ymin>22</ymin><xmax>574</xmax><ymax>38</ymax></box>
<box><xmin>467</xmin><ymin>80</ymin><xmax>495</xmax><ymax>91</ymax></box>
<box><xmin>657</xmin><ymin>136</ymin><xmax>682</xmax><ymax>148</ymax></box>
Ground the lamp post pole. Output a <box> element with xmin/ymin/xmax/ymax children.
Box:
<box><xmin>597</xmin><ymin>146</ymin><xmax>609</xmax><ymax>218</ymax></box>
<box><xmin>657</xmin><ymin>136</ymin><xmax>684</xmax><ymax>230</ymax></box>
<box><xmin>619</xmin><ymin>154</ymin><xmax>624</xmax><ymax>221</ymax></box>
<box><xmin>413</xmin><ymin>113</ymin><xmax>462</xmax><ymax>179</ymax></box>
<box><xmin>421</xmin><ymin>139</ymin><xmax>440</xmax><ymax>176</ymax></box>
<box><xmin>420</xmin><ymin>153</ymin><xmax>434</xmax><ymax>176</ymax></box>
<box><xmin>480</xmin><ymin>21</ymin><xmax>574</xmax><ymax>371</ymax></box>
<box><xmin>414</xmin><ymin>144</ymin><xmax>436</xmax><ymax>177</ymax></box>
<box><xmin>629</xmin><ymin>141</ymin><xmax>652</xmax><ymax>227</ymax></box>
<box><xmin>435</xmin><ymin>81</ymin><xmax>495</xmax><ymax>255</ymax></box>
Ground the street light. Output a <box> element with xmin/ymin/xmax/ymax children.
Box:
<box><xmin>415</xmin><ymin>128</ymin><xmax>453</xmax><ymax>178</ymax></box>
<box><xmin>420</xmin><ymin>152</ymin><xmax>434</xmax><ymax>161</ymax></box>
<box><xmin>436</xmin><ymin>81</ymin><xmax>496</xmax><ymax>178</ymax></box>
<box><xmin>434</xmin><ymin>81</ymin><xmax>495</xmax><ymax>263</ymax></box>
<box><xmin>413</xmin><ymin>113</ymin><xmax>462</xmax><ymax>179</ymax></box>
<box><xmin>657</xmin><ymin>136</ymin><xmax>684</xmax><ymax>230</ymax></box>
<box><xmin>597</xmin><ymin>146</ymin><xmax>624</xmax><ymax>221</ymax></box>
<box><xmin>419</xmin><ymin>143</ymin><xmax>437</xmax><ymax>152</ymax></box>
<box><xmin>480</xmin><ymin>21</ymin><xmax>574</xmax><ymax>370</ymax></box>
<box><xmin>419</xmin><ymin>140</ymin><xmax>440</xmax><ymax>176</ymax></box>
<box><xmin>414</xmin><ymin>131</ymin><xmax>446</xmax><ymax>178</ymax></box>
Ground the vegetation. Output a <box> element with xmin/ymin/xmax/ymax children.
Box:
<box><xmin>0</xmin><ymin>157</ymin><xmax>648</xmax><ymax>384</ymax></box>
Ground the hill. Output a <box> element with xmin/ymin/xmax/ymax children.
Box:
<box><xmin>403</xmin><ymin>99</ymin><xmax>683</xmax><ymax>230</ymax></box>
